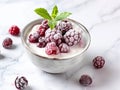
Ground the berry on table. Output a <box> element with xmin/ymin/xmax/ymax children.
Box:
<box><xmin>63</xmin><ymin>29</ymin><xmax>81</xmax><ymax>46</ymax></box>
<box><xmin>45</xmin><ymin>28</ymin><xmax>62</xmax><ymax>45</ymax></box>
<box><xmin>45</xmin><ymin>42</ymin><xmax>59</xmax><ymax>55</ymax></box>
<box><xmin>9</xmin><ymin>25</ymin><xmax>20</xmax><ymax>36</ymax></box>
<box><xmin>28</xmin><ymin>32</ymin><xmax>40</xmax><ymax>43</ymax></box>
<box><xmin>14</xmin><ymin>76</ymin><xmax>28</xmax><ymax>90</ymax></box>
<box><xmin>56</xmin><ymin>20</ymin><xmax>73</xmax><ymax>35</ymax></box>
<box><xmin>58</xmin><ymin>43</ymin><xmax>70</xmax><ymax>53</ymax></box>
<box><xmin>79</xmin><ymin>74</ymin><xmax>92</xmax><ymax>86</ymax></box>
<box><xmin>2</xmin><ymin>37</ymin><xmax>13</xmax><ymax>49</ymax></box>
<box><xmin>93</xmin><ymin>56</ymin><xmax>105</xmax><ymax>69</ymax></box>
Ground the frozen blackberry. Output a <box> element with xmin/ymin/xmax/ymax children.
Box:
<box><xmin>28</xmin><ymin>32</ymin><xmax>40</xmax><ymax>43</ymax></box>
<box><xmin>58</xmin><ymin>43</ymin><xmax>70</xmax><ymax>53</ymax></box>
<box><xmin>93</xmin><ymin>56</ymin><xmax>105</xmax><ymax>69</ymax></box>
<box><xmin>64</xmin><ymin>29</ymin><xmax>81</xmax><ymax>46</ymax></box>
<box><xmin>45</xmin><ymin>42</ymin><xmax>59</xmax><ymax>55</ymax></box>
<box><xmin>37</xmin><ymin>37</ymin><xmax>46</xmax><ymax>48</ymax></box>
<box><xmin>2</xmin><ymin>37</ymin><xmax>13</xmax><ymax>49</ymax></box>
<box><xmin>56</xmin><ymin>20</ymin><xmax>73</xmax><ymax>35</ymax></box>
<box><xmin>15</xmin><ymin>76</ymin><xmax>28</xmax><ymax>90</ymax></box>
<box><xmin>45</xmin><ymin>28</ymin><xmax>62</xmax><ymax>45</ymax></box>
<box><xmin>37</xmin><ymin>20</ymin><xmax>49</xmax><ymax>36</ymax></box>
<box><xmin>79</xmin><ymin>74</ymin><xmax>92</xmax><ymax>86</ymax></box>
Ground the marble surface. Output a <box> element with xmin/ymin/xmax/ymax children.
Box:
<box><xmin>0</xmin><ymin>0</ymin><xmax>120</xmax><ymax>90</ymax></box>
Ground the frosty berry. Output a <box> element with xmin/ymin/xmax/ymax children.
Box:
<box><xmin>9</xmin><ymin>25</ymin><xmax>20</xmax><ymax>36</ymax></box>
<box><xmin>2</xmin><ymin>37</ymin><xmax>13</xmax><ymax>49</ymax></box>
<box><xmin>79</xmin><ymin>74</ymin><xmax>92</xmax><ymax>86</ymax></box>
<box><xmin>58</xmin><ymin>43</ymin><xmax>70</xmax><ymax>53</ymax></box>
<box><xmin>28</xmin><ymin>32</ymin><xmax>40</xmax><ymax>43</ymax></box>
<box><xmin>56</xmin><ymin>20</ymin><xmax>73</xmax><ymax>35</ymax></box>
<box><xmin>45</xmin><ymin>42</ymin><xmax>59</xmax><ymax>55</ymax></box>
<box><xmin>37</xmin><ymin>37</ymin><xmax>46</xmax><ymax>48</ymax></box>
<box><xmin>37</xmin><ymin>20</ymin><xmax>49</xmax><ymax>36</ymax></box>
<box><xmin>64</xmin><ymin>29</ymin><xmax>81</xmax><ymax>46</ymax></box>
<box><xmin>45</xmin><ymin>28</ymin><xmax>62</xmax><ymax>45</ymax></box>
<box><xmin>93</xmin><ymin>56</ymin><xmax>105</xmax><ymax>69</ymax></box>
<box><xmin>14</xmin><ymin>76</ymin><xmax>28</xmax><ymax>90</ymax></box>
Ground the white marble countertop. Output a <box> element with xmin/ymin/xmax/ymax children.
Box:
<box><xmin>0</xmin><ymin>0</ymin><xmax>120</xmax><ymax>90</ymax></box>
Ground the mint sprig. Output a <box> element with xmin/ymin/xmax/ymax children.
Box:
<box><xmin>51</xmin><ymin>5</ymin><xmax>58</xmax><ymax>18</ymax></box>
<box><xmin>34</xmin><ymin>5</ymin><xmax>72</xmax><ymax>29</ymax></box>
<box><xmin>34</xmin><ymin>8</ymin><xmax>52</xmax><ymax>20</ymax></box>
<box><xmin>55</xmin><ymin>12</ymin><xmax>72</xmax><ymax>21</ymax></box>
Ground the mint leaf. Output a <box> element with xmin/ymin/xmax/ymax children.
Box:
<box><xmin>48</xmin><ymin>20</ymin><xmax>57</xmax><ymax>29</ymax></box>
<box><xmin>34</xmin><ymin>8</ymin><xmax>52</xmax><ymax>20</ymax></box>
<box><xmin>34</xmin><ymin>5</ymin><xmax>72</xmax><ymax>30</ymax></box>
<box><xmin>55</xmin><ymin>12</ymin><xmax>72</xmax><ymax>21</ymax></box>
<box><xmin>51</xmin><ymin>5</ymin><xmax>58</xmax><ymax>18</ymax></box>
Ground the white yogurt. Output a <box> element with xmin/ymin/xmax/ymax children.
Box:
<box><xmin>27</xmin><ymin>24</ymin><xmax>86</xmax><ymax>59</ymax></box>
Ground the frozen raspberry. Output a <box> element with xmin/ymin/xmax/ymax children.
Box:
<box><xmin>28</xmin><ymin>32</ymin><xmax>40</xmax><ymax>43</ymax></box>
<box><xmin>9</xmin><ymin>25</ymin><xmax>20</xmax><ymax>36</ymax></box>
<box><xmin>45</xmin><ymin>42</ymin><xmax>59</xmax><ymax>55</ymax></box>
<box><xmin>64</xmin><ymin>29</ymin><xmax>81</xmax><ymax>46</ymax></box>
<box><xmin>15</xmin><ymin>76</ymin><xmax>28</xmax><ymax>90</ymax></box>
<box><xmin>2</xmin><ymin>37</ymin><xmax>13</xmax><ymax>49</ymax></box>
<box><xmin>93</xmin><ymin>56</ymin><xmax>105</xmax><ymax>69</ymax></box>
<box><xmin>56</xmin><ymin>20</ymin><xmax>73</xmax><ymax>35</ymax></box>
<box><xmin>58</xmin><ymin>43</ymin><xmax>70</xmax><ymax>53</ymax></box>
<box><xmin>37</xmin><ymin>37</ymin><xmax>46</xmax><ymax>48</ymax></box>
<box><xmin>42</xmin><ymin>20</ymin><xmax>49</xmax><ymax>29</ymax></box>
<box><xmin>79</xmin><ymin>74</ymin><xmax>92</xmax><ymax>86</ymax></box>
<box><xmin>37</xmin><ymin>20</ymin><xmax>49</xmax><ymax>36</ymax></box>
<box><xmin>45</xmin><ymin>28</ymin><xmax>62</xmax><ymax>45</ymax></box>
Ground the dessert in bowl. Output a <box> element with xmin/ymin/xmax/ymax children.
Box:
<box><xmin>21</xmin><ymin>6</ymin><xmax>91</xmax><ymax>73</ymax></box>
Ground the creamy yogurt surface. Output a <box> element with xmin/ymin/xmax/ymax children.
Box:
<box><xmin>26</xmin><ymin>23</ymin><xmax>87</xmax><ymax>59</ymax></box>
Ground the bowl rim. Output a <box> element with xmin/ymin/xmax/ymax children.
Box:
<box><xmin>21</xmin><ymin>18</ymin><xmax>91</xmax><ymax>60</ymax></box>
